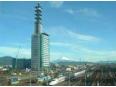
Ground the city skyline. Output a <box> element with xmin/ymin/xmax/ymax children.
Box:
<box><xmin>0</xmin><ymin>1</ymin><xmax>116</xmax><ymax>62</ymax></box>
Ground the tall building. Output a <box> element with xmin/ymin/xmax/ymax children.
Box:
<box><xmin>31</xmin><ymin>3</ymin><xmax>50</xmax><ymax>71</ymax></box>
<box><xmin>12</xmin><ymin>58</ymin><xmax>31</xmax><ymax>69</ymax></box>
<box><xmin>41</xmin><ymin>33</ymin><xmax>50</xmax><ymax>67</ymax></box>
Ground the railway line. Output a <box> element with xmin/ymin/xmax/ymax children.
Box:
<box><xmin>90</xmin><ymin>64</ymin><xmax>116</xmax><ymax>86</ymax></box>
<box><xmin>55</xmin><ymin>64</ymin><xmax>116</xmax><ymax>86</ymax></box>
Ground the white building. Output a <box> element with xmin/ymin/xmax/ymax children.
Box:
<box><xmin>41</xmin><ymin>33</ymin><xmax>50</xmax><ymax>67</ymax></box>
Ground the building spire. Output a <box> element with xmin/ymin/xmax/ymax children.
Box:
<box><xmin>34</xmin><ymin>2</ymin><xmax>42</xmax><ymax>34</ymax></box>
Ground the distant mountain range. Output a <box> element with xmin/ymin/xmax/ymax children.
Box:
<box><xmin>52</xmin><ymin>57</ymin><xmax>92</xmax><ymax>65</ymax></box>
<box><xmin>0</xmin><ymin>56</ymin><xmax>89</xmax><ymax>66</ymax></box>
<box><xmin>0</xmin><ymin>56</ymin><xmax>14</xmax><ymax>65</ymax></box>
<box><xmin>0</xmin><ymin>56</ymin><xmax>115</xmax><ymax>66</ymax></box>
<box><xmin>52</xmin><ymin>57</ymin><xmax>116</xmax><ymax>65</ymax></box>
<box><xmin>98</xmin><ymin>61</ymin><xmax>116</xmax><ymax>64</ymax></box>
<box><xmin>0</xmin><ymin>56</ymin><xmax>30</xmax><ymax>66</ymax></box>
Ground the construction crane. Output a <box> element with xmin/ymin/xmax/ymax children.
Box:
<box><xmin>15</xmin><ymin>46</ymin><xmax>21</xmax><ymax>70</ymax></box>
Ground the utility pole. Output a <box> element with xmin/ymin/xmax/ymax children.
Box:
<box><xmin>68</xmin><ymin>71</ymin><xmax>70</xmax><ymax>86</ymax></box>
<box><xmin>29</xmin><ymin>70</ymin><xmax>31</xmax><ymax>86</ymax></box>
<box><xmin>85</xmin><ymin>64</ymin><xmax>87</xmax><ymax>86</ymax></box>
<box><xmin>46</xmin><ymin>68</ymin><xmax>49</xmax><ymax>86</ymax></box>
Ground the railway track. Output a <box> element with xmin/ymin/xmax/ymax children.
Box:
<box><xmin>56</xmin><ymin>64</ymin><xmax>116</xmax><ymax>86</ymax></box>
<box><xmin>91</xmin><ymin>64</ymin><xmax>116</xmax><ymax>86</ymax></box>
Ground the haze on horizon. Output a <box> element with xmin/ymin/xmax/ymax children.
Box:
<box><xmin>0</xmin><ymin>1</ymin><xmax>116</xmax><ymax>62</ymax></box>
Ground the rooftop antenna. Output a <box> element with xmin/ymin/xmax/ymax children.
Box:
<box><xmin>34</xmin><ymin>2</ymin><xmax>42</xmax><ymax>34</ymax></box>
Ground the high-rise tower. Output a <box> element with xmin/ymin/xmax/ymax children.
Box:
<box><xmin>31</xmin><ymin>3</ymin><xmax>50</xmax><ymax>72</ymax></box>
<box><xmin>34</xmin><ymin>3</ymin><xmax>42</xmax><ymax>34</ymax></box>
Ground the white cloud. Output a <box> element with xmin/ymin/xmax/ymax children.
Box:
<box><xmin>65</xmin><ymin>8</ymin><xmax>100</xmax><ymax>17</ymax></box>
<box><xmin>77</xmin><ymin>8</ymin><xmax>100</xmax><ymax>17</ymax></box>
<box><xmin>65</xmin><ymin>9</ymin><xmax>74</xmax><ymax>15</ymax></box>
<box><xmin>84</xmin><ymin>51</ymin><xmax>114</xmax><ymax>62</ymax></box>
<box><xmin>48</xmin><ymin>26</ymin><xmax>100</xmax><ymax>42</ymax></box>
<box><xmin>48</xmin><ymin>26</ymin><xmax>109</xmax><ymax>62</ymax></box>
<box><xmin>67</xmin><ymin>30</ymin><xmax>100</xmax><ymax>42</ymax></box>
<box><xmin>49</xmin><ymin>1</ymin><xmax>64</xmax><ymax>8</ymax></box>
<box><xmin>0</xmin><ymin>46</ymin><xmax>30</xmax><ymax>58</ymax></box>
<box><xmin>50</xmin><ymin>40</ymin><xmax>116</xmax><ymax>62</ymax></box>
<box><xmin>51</xmin><ymin>42</ymin><xmax>70</xmax><ymax>47</ymax></box>
<box><xmin>71</xmin><ymin>45</ymin><xmax>116</xmax><ymax>62</ymax></box>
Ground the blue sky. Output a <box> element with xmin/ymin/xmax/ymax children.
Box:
<box><xmin>0</xmin><ymin>1</ymin><xmax>116</xmax><ymax>62</ymax></box>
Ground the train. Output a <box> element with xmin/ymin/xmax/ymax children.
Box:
<box><xmin>49</xmin><ymin>70</ymin><xmax>86</xmax><ymax>86</ymax></box>
<box><xmin>49</xmin><ymin>76</ymin><xmax>66</xmax><ymax>86</ymax></box>
<box><xmin>74</xmin><ymin>70</ymin><xmax>85</xmax><ymax>77</ymax></box>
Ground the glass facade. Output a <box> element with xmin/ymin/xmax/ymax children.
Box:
<box><xmin>41</xmin><ymin>33</ymin><xmax>50</xmax><ymax>68</ymax></box>
<box><xmin>31</xmin><ymin>33</ymin><xmax>50</xmax><ymax>71</ymax></box>
<box><xmin>31</xmin><ymin>34</ymin><xmax>41</xmax><ymax>71</ymax></box>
